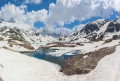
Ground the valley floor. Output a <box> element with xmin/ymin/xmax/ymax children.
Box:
<box><xmin>0</xmin><ymin>45</ymin><xmax>120</xmax><ymax>81</ymax></box>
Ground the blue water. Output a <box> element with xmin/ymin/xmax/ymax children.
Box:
<box><xmin>24</xmin><ymin>48</ymin><xmax>79</xmax><ymax>65</ymax></box>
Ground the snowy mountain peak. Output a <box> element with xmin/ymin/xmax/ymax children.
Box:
<box><xmin>60</xmin><ymin>19</ymin><xmax>120</xmax><ymax>42</ymax></box>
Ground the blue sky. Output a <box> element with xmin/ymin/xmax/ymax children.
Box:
<box><xmin>0</xmin><ymin>0</ymin><xmax>120</xmax><ymax>33</ymax></box>
<box><xmin>0</xmin><ymin>0</ymin><xmax>56</xmax><ymax>10</ymax></box>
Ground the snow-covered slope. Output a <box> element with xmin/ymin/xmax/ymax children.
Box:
<box><xmin>0</xmin><ymin>20</ymin><xmax>58</xmax><ymax>51</ymax></box>
<box><xmin>0</xmin><ymin>46</ymin><xmax>120</xmax><ymax>81</ymax></box>
<box><xmin>60</xmin><ymin>19</ymin><xmax>120</xmax><ymax>42</ymax></box>
<box><xmin>0</xmin><ymin>48</ymin><xmax>64</xmax><ymax>81</ymax></box>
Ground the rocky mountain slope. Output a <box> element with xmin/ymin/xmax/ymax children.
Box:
<box><xmin>0</xmin><ymin>20</ymin><xmax>57</xmax><ymax>51</ymax></box>
<box><xmin>60</xmin><ymin>19</ymin><xmax>120</xmax><ymax>42</ymax></box>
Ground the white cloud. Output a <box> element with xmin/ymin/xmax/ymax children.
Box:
<box><xmin>16</xmin><ymin>9</ymin><xmax>48</xmax><ymax>26</ymax></box>
<box><xmin>44</xmin><ymin>0</ymin><xmax>120</xmax><ymax>28</ymax></box>
<box><xmin>25</xmin><ymin>0</ymin><xmax>42</xmax><ymax>4</ymax></box>
<box><xmin>53</xmin><ymin>24</ymin><xmax>86</xmax><ymax>35</ymax></box>
<box><xmin>55</xmin><ymin>27</ymin><xmax>73</xmax><ymax>34</ymax></box>
<box><xmin>0</xmin><ymin>3</ymin><xmax>26</xmax><ymax>21</ymax></box>
<box><xmin>0</xmin><ymin>3</ymin><xmax>47</xmax><ymax>29</ymax></box>
<box><xmin>73</xmin><ymin>24</ymin><xmax>85</xmax><ymax>32</ymax></box>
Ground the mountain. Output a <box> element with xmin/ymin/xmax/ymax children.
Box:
<box><xmin>0</xmin><ymin>18</ymin><xmax>4</xmax><ymax>23</ymax></box>
<box><xmin>0</xmin><ymin>18</ymin><xmax>120</xmax><ymax>51</ymax></box>
<box><xmin>60</xmin><ymin>19</ymin><xmax>120</xmax><ymax>42</ymax></box>
<box><xmin>0</xmin><ymin>21</ymin><xmax>57</xmax><ymax>51</ymax></box>
<box><xmin>38</xmin><ymin>29</ymin><xmax>61</xmax><ymax>38</ymax></box>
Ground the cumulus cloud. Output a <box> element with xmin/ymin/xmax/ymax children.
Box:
<box><xmin>55</xmin><ymin>27</ymin><xmax>73</xmax><ymax>34</ymax></box>
<box><xmin>16</xmin><ymin>9</ymin><xmax>48</xmax><ymax>26</ymax></box>
<box><xmin>73</xmin><ymin>24</ymin><xmax>85</xmax><ymax>32</ymax></box>
<box><xmin>0</xmin><ymin>3</ymin><xmax>47</xmax><ymax>28</ymax></box>
<box><xmin>25</xmin><ymin>0</ymin><xmax>42</xmax><ymax>4</ymax></box>
<box><xmin>0</xmin><ymin>3</ymin><xmax>26</xmax><ymax>21</ymax></box>
<box><xmin>45</xmin><ymin>0</ymin><xmax>120</xmax><ymax>28</ymax></box>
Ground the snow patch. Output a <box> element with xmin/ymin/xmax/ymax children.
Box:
<box><xmin>83</xmin><ymin>55</ymin><xmax>88</xmax><ymax>58</ymax></box>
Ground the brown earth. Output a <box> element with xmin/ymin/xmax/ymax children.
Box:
<box><xmin>8</xmin><ymin>40</ymin><xmax>35</xmax><ymax>50</ymax></box>
<box><xmin>0</xmin><ymin>77</ymin><xmax>3</xmax><ymax>81</ymax></box>
<box><xmin>40</xmin><ymin>42</ymin><xmax>84</xmax><ymax>49</ymax></box>
<box><xmin>60</xmin><ymin>46</ymin><xmax>116</xmax><ymax>75</ymax></box>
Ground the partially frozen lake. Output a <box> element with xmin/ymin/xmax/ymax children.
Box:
<box><xmin>24</xmin><ymin>48</ymin><xmax>80</xmax><ymax>65</ymax></box>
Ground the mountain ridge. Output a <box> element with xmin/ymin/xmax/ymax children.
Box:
<box><xmin>60</xmin><ymin>19</ymin><xmax>120</xmax><ymax>42</ymax></box>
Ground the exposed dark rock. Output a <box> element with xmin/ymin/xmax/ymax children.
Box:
<box><xmin>8</xmin><ymin>40</ymin><xmax>35</xmax><ymax>50</ymax></box>
<box><xmin>85</xmin><ymin>33</ymin><xmax>97</xmax><ymax>41</ymax></box>
<box><xmin>105</xmin><ymin>20</ymin><xmax>120</xmax><ymax>33</ymax></box>
<box><xmin>60</xmin><ymin>46</ymin><xmax>116</xmax><ymax>75</ymax></box>
<box><xmin>113</xmin><ymin>35</ymin><xmax>120</xmax><ymax>40</ymax></box>
<box><xmin>115</xmin><ymin>23</ymin><xmax>120</xmax><ymax>32</ymax></box>
<box><xmin>0</xmin><ymin>26</ymin><xmax>8</xmax><ymax>32</ymax></box>
<box><xmin>80</xmin><ymin>19</ymin><xmax>108</xmax><ymax>35</ymax></box>
<box><xmin>0</xmin><ymin>37</ymin><xmax>4</xmax><ymax>41</ymax></box>
<box><xmin>80</xmin><ymin>24</ymin><xmax>99</xmax><ymax>35</ymax></box>
<box><xmin>103</xmin><ymin>38</ymin><xmax>113</xmax><ymax>44</ymax></box>
<box><xmin>19</xmin><ymin>43</ymin><xmax>35</xmax><ymax>50</ymax></box>
<box><xmin>45</xmin><ymin>42</ymin><xmax>84</xmax><ymax>48</ymax></box>
<box><xmin>35</xmin><ymin>32</ymin><xmax>40</xmax><ymax>36</ymax></box>
<box><xmin>106</xmin><ymin>22</ymin><xmax>115</xmax><ymax>32</ymax></box>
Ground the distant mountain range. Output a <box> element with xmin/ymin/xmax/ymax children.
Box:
<box><xmin>0</xmin><ymin>18</ymin><xmax>120</xmax><ymax>51</ymax></box>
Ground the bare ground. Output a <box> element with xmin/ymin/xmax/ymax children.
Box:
<box><xmin>0</xmin><ymin>77</ymin><xmax>3</xmax><ymax>81</ymax></box>
<box><xmin>60</xmin><ymin>46</ymin><xmax>116</xmax><ymax>75</ymax></box>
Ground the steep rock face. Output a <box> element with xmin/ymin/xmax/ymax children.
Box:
<box><xmin>60</xmin><ymin>19</ymin><xmax>120</xmax><ymax>42</ymax></box>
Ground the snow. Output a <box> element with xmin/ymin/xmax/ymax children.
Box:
<box><xmin>47</xmin><ymin>49</ymin><xmax>80</xmax><ymax>56</ymax></box>
<box><xmin>13</xmin><ymin>40</ymin><xmax>24</xmax><ymax>44</ymax></box>
<box><xmin>0</xmin><ymin>45</ymin><xmax>120</xmax><ymax>81</ymax></box>
<box><xmin>48</xmin><ymin>39</ymin><xmax>120</xmax><ymax>56</ymax></box>
<box><xmin>96</xmin><ymin>22</ymin><xmax>110</xmax><ymax>37</ymax></box>
<box><xmin>83</xmin><ymin>55</ymin><xmax>88</xmax><ymax>58</ymax></box>
<box><xmin>116</xmin><ymin>19</ymin><xmax>120</xmax><ymax>23</ymax></box>
<box><xmin>0</xmin><ymin>41</ymin><xmax>33</xmax><ymax>52</ymax></box>
<box><xmin>0</xmin><ymin>48</ymin><xmax>66</xmax><ymax>81</ymax></box>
